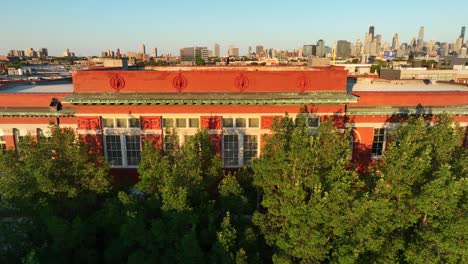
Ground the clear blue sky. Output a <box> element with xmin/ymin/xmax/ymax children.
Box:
<box><xmin>1</xmin><ymin>0</ymin><xmax>466</xmax><ymax>56</ymax></box>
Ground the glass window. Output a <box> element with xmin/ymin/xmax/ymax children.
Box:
<box><xmin>116</xmin><ymin>118</ymin><xmax>127</xmax><ymax>128</ymax></box>
<box><xmin>126</xmin><ymin>135</ymin><xmax>141</xmax><ymax>166</ymax></box>
<box><xmin>129</xmin><ymin>118</ymin><xmax>140</xmax><ymax>128</ymax></box>
<box><xmin>223</xmin><ymin>135</ymin><xmax>239</xmax><ymax>166</ymax></box>
<box><xmin>236</xmin><ymin>118</ymin><xmax>246</xmax><ymax>128</ymax></box>
<box><xmin>248</xmin><ymin>118</ymin><xmax>259</xmax><ymax>128</ymax></box>
<box><xmin>105</xmin><ymin>135</ymin><xmax>123</xmax><ymax>166</ymax></box>
<box><xmin>188</xmin><ymin>118</ymin><xmax>199</xmax><ymax>128</ymax></box>
<box><xmin>163</xmin><ymin>118</ymin><xmax>174</xmax><ymax>128</ymax></box>
<box><xmin>103</xmin><ymin>118</ymin><xmax>114</xmax><ymax>128</ymax></box>
<box><xmin>308</xmin><ymin>117</ymin><xmax>320</xmax><ymax>128</ymax></box>
<box><xmin>176</xmin><ymin>118</ymin><xmax>187</xmax><ymax>128</ymax></box>
<box><xmin>371</xmin><ymin>128</ymin><xmax>385</xmax><ymax>156</ymax></box>
<box><xmin>223</xmin><ymin>118</ymin><xmax>234</xmax><ymax>128</ymax></box>
<box><xmin>243</xmin><ymin>135</ymin><xmax>258</xmax><ymax>165</ymax></box>
<box><xmin>0</xmin><ymin>131</ymin><xmax>5</xmax><ymax>152</ymax></box>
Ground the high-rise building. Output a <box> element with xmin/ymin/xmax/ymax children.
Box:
<box><xmin>461</xmin><ymin>26</ymin><xmax>466</xmax><ymax>44</ymax></box>
<box><xmin>369</xmin><ymin>25</ymin><xmax>375</xmax><ymax>39</ymax></box>
<box><xmin>228</xmin><ymin>45</ymin><xmax>239</xmax><ymax>57</ymax></box>
<box><xmin>336</xmin><ymin>40</ymin><xmax>351</xmax><ymax>58</ymax></box>
<box><xmin>152</xmin><ymin>48</ymin><xmax>158</xmax><ymax>57</ymax></box>
<box><xmin>180</xmin><ymin>47</ymin><xmax>209</xmax><ymax>63</ymax></box>
<box><xmin>214</xmin><ymin>43</ymin><xmax>220</xmax><ymax>57</ymax></box>
<box><xmin>302</xmin><ymin>45</ymin><xmax>316</xmax><ymax>57</ymax></box>
<box><xmin>316</xmin><ymin>39</ymin><xmax>325</xmax><ymax>57</ymax></box>
<box><xmin>392</xmin><ymin>34</ymin><xmax>399</xmax><ymax>50</ymax></box>
<box><xmin>116</xmin><ymin>48</ymin><xmax>121</xmax><ymax>58</ymax></box>
<box><xmin>248</xmin><ymin>46</ymin><xmax>252</xmax><ymax>55</ymax></box>
<box><xmin>38</xmin><ymin>48</ymin><xmax>48</xmax><ymax>57</ymax></box>
<box><xmin>63</xmin><ymin>48</ymin><xmax>71</xmax><ymax>57</ymax></box>
<box><xmin>417</xmin><ymin>26</ymin><xmax>424</xmax><ymax>46</ymax></box>
<box><xmin>141</xmin><ymin>44</ymin><xmax>146</xmax><ymax>55</ymax></box>
<box><xmin>256</xmin><ymin>45</ymin><xmax>264</xmax><ymax>57</ymax></box>
<box><xmin>26</xmin><ymin>48</ymin><xmax>35</xmax><ymax>57</ymax></box>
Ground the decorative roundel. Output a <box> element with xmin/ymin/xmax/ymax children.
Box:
<box><xmin>109</xmin><ymin>74</ymin><xmax>125</xmax><ymax>92</ymax></box>
<box><xmin>172</xmin><ymin>72</ymin><xmax>188</xmax><ymax>92</ymax></box>
<box><xmin>235</xmin><ymin>74</ymin><xmax>249</xmax><ymax>92</ymax></box>
<box><xmin>297</xmin><ymin>75</ymin><xmax>309</xmax><ymax>92</ymax></box>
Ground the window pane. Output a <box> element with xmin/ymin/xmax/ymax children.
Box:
<box><xmin>105</xmin><ymin>135</ymin><xmax>122</xmax><ymax>166</ymax></box>
<box><xmin>116</xmin><ymin>118</ymin><xmax>127</xmax><ymax>128</ymax></box>
<box><xmin>308</xmin><ymin>117</ymin><xmax>320</xmax><ymax>128</ymax></box>
<box><xmin>176</xmin><ymin>118</ymin><xmax>187</xmax><ymax>128</ymax></box>
<box><xmin>248</xmin><ymin>118</ymin><xmax>259</xmax><ymax>128</ymax></box>
<box><xmin>223</xmin><ymin>118</ymin><xmax>233</xmax><ymax>128</ymax></box>
<box><xmin>371</xmin><ymin>128</ymin><xmax>385</xmax><ymax>156</ymax></box>
<box><xmin>223</xmin><ymin>135</ymin><xmax>239</xmax><ymax>166</ymax></box>
<box><xmin>243</xmin><ymin>135</ymin><xmax>258</xmax><ymax>165</ymax></box>
<box><xmin>188</xmin><ymin>118</ymin><xmax>199</xmax><ymax>128</ymax></box>
<box><xmin>236</xmin><ymin>118</ymin><xmax>246</xmax><ymax>128</ymax></box>
<box><xmin>126</xmin><ymin>135</ymin><xmax>141</xmax><ymax>166</ymax></box>
<box><xmin>129</xmin><ymin>118</ymin><xmax>140</xmax><ymax>128</ymax></box>
<box><xmin>163</xmin><ymin>118</ymin><xmax>174</xmax><ymax>128</ymax></box>
<box><xmin>0</xmin><ymin>143</ymin><xmax>5</xmax><ymax>152</ymax></box>
<box><xmin>103</xmin><ymin>118</ymin><xmax>114</xmax><ymax>128</ymax></box>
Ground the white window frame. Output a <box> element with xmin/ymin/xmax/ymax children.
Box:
<box><xmin>0</xmin><ymin>129</ymin><xmax>6</xmax><ymax>152</ymax></box>
<box><xmin>102</xmin><ymin>117</ymin><xmax>142</xmax><ymax>168</ymax></box>
<box><xmin>222</xmin><ymin>116</ymin><xmax>261</xmax><ymax>167</ymax></box>
<box><xmin>371</xmin><ymin>127</ymin><xmax>386</xmax><ymax>159</ymax></box>
<box><xmin>162</xmin><ymin>116</ymin><xmax>200</xmax><ymax>150</ymax></box>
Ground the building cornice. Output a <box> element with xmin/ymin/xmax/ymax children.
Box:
<box><xmin>62</xmin><ymin>92</ymin><xmax>359</xmax><ymax>106</ymax></box>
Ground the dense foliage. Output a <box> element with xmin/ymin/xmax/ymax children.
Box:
<box><xmin>0</xmin><ymin>115</ymin><xmax>466</xmax><ymax>263</ymax></box>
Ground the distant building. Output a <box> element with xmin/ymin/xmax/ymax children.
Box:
<box><xmin>214</xmin><ymin>43</ymin><xmax>220</xmax><ymax>57</ymax></box>
<box><xmin>460</xmin><ymin>26</ymin><xmax>466</xmax><ymax>44</ymax></box>
<box><xmin>256</xmin><ymin>45</ymin><xmax>264</xmax><ymax>57</ymax></box>
<box><xmin>417</xmin><ymin>26</ymin><xmax>424</xmax><ymax>46</ymax></box>
<box><xmin>152</xmin><ymin>48</ymin><xmax>158</xmax><ymax>57</ymax></box>
<box><xmin>302</xmin><ymin>45</ymin><xmax>316</xmax><ymax>57</ymax></box>
<box><xmin>316</xmin><ymin>40</ymin><xmax>325</xmax><ymax>57</ymax></box>
<box><xmin>38</xmin><ymin>48</ymin><xmax>48</xmax><ymax>57</ymax></box>
<box><xmin>141</xmin><ymin>44</ymin><xmax>146</xmax><ymax>55</ymax></box>
<box><xmin>228</xmin><ymin>45</ymin><xmax>239</xmax><ymax>57</ymax></box>
<box><xmin>26</xmin><ymin>48</ymin><xmax>35</xmax><ymax>57</ymax></box>
<box><xmin>180</xmin><ymin>47</ymin><xmax>209</xmax><ymax>63</ymax></box>
<box><xmin>336</xmin><ymin>40</ymin><xmax>351</xmax><ymax>59</ymax></box>
<box><xmin>392</xmin><ymin>34</ymin><xmax>399</xmax><ymax>50</ymax></box>
<box><xmin>369</xmin><ymin>25</ymin><xmax>375</xmax><ymax>39</ymax></box>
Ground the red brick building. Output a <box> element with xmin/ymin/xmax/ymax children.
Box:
<box><xmin>0</xmin><ymin>67</ymin><xmax>467</xmax><ymax>177</ymax></box>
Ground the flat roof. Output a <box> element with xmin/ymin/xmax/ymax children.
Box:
<box><xmin>0</xmin><ymin>82</ymin><xmax>73</xmax><ymax>94</ymax></box>
<box><xmin>350</xmin><ymin>80</ymin><xmax>468</xmax><ymax>92</ymax></box>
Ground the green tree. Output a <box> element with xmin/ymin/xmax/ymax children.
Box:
<box><xmin>364</xmin><ymin>115</ymin><xmax>467</xmax><ymax>263</ymax></box>
<box><xmin>252</xmin><ymin>115</ymin><xmax>368</xmax><ymax>262</ymax></box>
<box><xmin>0</xmin><ymin>125</ymin><xmax>110</xmax><ymax>263</ymax></box>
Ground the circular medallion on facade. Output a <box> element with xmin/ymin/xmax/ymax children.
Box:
<box><xmin>172</xmin><ymin>73</ymin><xmax>188</xmax><ymax>92</ymax></box>
<box><xmin>110</xmin><ymin>74</ymin><xmax>125</xmax><ymax>92</ymax></box>
<box><xmin>297</xmin><ymin>75</ymin><xmax>309</xmax><ymax>92</ymax></box>
<box><xmin>235</xmin><ymin>74</ymin><xmax>249</xmax><ymax>92</ymax></box>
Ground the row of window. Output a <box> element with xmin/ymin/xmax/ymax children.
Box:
<box><xmin>101</xmin><ymin>116</ymin><xmax>320</xmax><ymax>129</ymax></box>
<box><xmin>103</xmin><ymin>133</ymin><xmax>259</xmax><ymax>168</ymax></box>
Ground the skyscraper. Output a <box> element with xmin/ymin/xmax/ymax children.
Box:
<box><xmin>336</xmin><ymin>40</ymin><xmax>351</xmax><ymax>58</ymax></box>
<box><xmin>461</xmin><ymin>26</ymin><xmax>466</xmax><ymax>43</ymax></box>
<box><xmin>214</xmin><ymin>43</ymin><xmax>220</xmax><ymax>57</ymax></box>
<box><xmin>152</xmin><ymin>48</ymin><xmax>157</xmax><ymax>57</ymax></box>
<box><xmin>417</xmin><ymin>26</ymin><xmax>424</xmax><ymax>46</ymax></box>
<box><xmin>141</xmin><ymin>44</ymin><xmax>146</xmax><ymax>55</ymax></box>
<box><xmin>369</xmin><ymin>25</ymin><xmax>375</xmax><ymax>39</ymax></box>
<box><xmin>256</xmin><ymin>45</ymin><xmax>264</xmax><ymax>57</ymax></box>
<box><xmin>228</xmin><ymin>45</ymin><xmax>239</xmax><ymax>57</ymax></box>
<box><xmin>316</xmin><ymin>39</ymin><xmax>325</xmax><ymax>57</ymax></box>
<box><xmin>392</xmin><ymin>33</ymin><xmax>399</xmax><ymax>50</ymax></box>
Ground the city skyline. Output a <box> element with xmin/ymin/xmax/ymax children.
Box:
<box><xmin>2</xmin><ymin>0</ymin><xmax>467</xmax><ymax>56</ymax></box>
